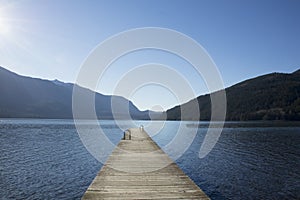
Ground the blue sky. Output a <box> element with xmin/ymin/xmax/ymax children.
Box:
<box><xmin>0</xmin><ymin>0</ymin><xmax>299</xmax><ymax>111</ymax></box>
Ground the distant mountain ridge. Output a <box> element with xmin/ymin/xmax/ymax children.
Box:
<box><xmin>0</xmin><ymin>66</ymin><xmax>149</xmax><ymax>119</ymax></box>
<box><xmin>166</xmin><ymin>69</ymin><xmax>300</xmax><ymax>121</ymax></box>
<box><xmin>1</xmin><ymin>66</ymin><xmax>299</xmax><ymax>121</ymax></box>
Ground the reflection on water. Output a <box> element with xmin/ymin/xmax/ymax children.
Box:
<box><xmin>0</xmin><ymin>119</ymin><xmax>299</xmax><ymax>199</ymax></box>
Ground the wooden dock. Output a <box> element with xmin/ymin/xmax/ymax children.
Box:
<box><xmin>82</xmin><ymin>127</ymin><xmax>209</xmax><ymax>199</ymax></box>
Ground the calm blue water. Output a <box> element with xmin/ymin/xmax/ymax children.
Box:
<box><xmin>0</xmin><ymin>119</ymin><xmax>299</xmax><ymax>199</ymax></box>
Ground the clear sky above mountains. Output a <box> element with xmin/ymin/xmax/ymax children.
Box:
<box><xmin>0</xmin><ymin>0</ymin><xmax>299</xmax><ymax>111</ymax></box>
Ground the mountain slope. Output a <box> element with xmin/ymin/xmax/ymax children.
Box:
<box><xmin>166</xmin><ymin>69</ymin><xmax>300</xmax><ymax>121</ymax></box>
<box><xmin>0</xmin><ymin>66</ymin><xmax>148</xmax><ymax>119</ymax></box>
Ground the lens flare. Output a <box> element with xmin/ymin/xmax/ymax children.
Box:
<box><xmin>0</xmin><ymin>10</ymin><xmax>11</xmax><ymax>36</ymax></box>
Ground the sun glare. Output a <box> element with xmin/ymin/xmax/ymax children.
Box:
<box><xmin>0</xmin><ymin>15</ymin><xmax>10</xmax><ymax>35</ymax></box>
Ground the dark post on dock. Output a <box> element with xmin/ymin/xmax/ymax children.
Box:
<box><xmin>82</xmin><ymin>127</ymin><xmax>209</xmax><ymax>199</ymax></box>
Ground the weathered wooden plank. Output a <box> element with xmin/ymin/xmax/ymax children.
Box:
<box><xmin>82</xmin><ymin>128</ymin><xmax>209</xmax><ymax>199</ymax></box>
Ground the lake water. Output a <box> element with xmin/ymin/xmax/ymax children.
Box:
<box><xmin>0</xmin><ymin>119</ymin><xmax>299</xmax><ymax>199</ymax></box>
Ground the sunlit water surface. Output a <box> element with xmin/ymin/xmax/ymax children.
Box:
<box><xmin>0</xmin><ymin>119</ymin><xmax>299</xmax><ymax>199</ymax></box>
